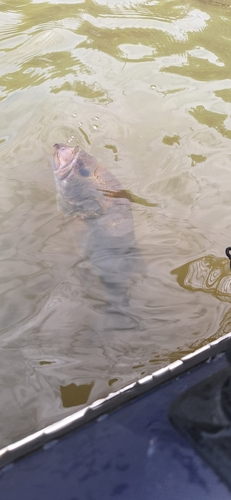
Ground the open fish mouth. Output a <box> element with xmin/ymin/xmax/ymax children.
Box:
<box><xmin>53</xmin><ymin>143</ymin><xmax>80</xmax><ymax>180</ymax></box>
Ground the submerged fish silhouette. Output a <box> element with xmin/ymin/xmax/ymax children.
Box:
<box><xmin>52</xmin><ymin>144</ymin><xmax>139</xmax><ymax>290</ymax></box>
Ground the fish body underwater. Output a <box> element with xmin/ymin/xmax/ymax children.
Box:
<box><xmin>52</xmin><ymin>144</ymin><xmax>138</xmax><ymax>294</ymax></box>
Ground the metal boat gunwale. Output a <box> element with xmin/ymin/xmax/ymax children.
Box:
<box><xmin>1</xmin><ymin>332</ymin><xmax>231</xmax><ymax>470</ymax></box>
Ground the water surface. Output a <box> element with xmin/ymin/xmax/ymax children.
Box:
<box><xmin>1</xmin><ymin>0</ymin><xmax>231</xmax><ymax>446</ymax></box>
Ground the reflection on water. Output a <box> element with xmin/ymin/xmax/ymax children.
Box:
<box><xmin>60</xmin><ymin>382</ymin><xmax>94</xmax><ymax>408</ymax></box>
<box><xmin>172</xmin><ymin>254</ymin><xmax>231</xmax><ymax>302</ymax></box>
<box><xmin>1</xmin><ymin>0</ymin><xmax>231</xmax><ymax>446</ymax></box>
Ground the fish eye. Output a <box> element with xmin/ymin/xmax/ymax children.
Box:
<box><xmin>79</xmin><ymin>167</ymin><xmax>90</xmax><ymax>177</ymax></box>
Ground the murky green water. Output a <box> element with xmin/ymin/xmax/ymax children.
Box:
<box><xmin>1</xmin><ymin>0</ymin><xmax>231</xmax><ymax>446</ymax></box>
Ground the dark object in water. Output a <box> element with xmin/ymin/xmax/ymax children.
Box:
<box><xmin>226</xmin><ymin>247</ymin><xmax>231</xmax><ymax>270</ymax></box>
<box><xmin>52</xmin><ymin>144</ymin><xmax>137</xmax><ymax>288</ymax></box>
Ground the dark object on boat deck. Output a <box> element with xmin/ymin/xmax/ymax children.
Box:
<box><xmin>226</xmin><ymin>247</ymin><xmax>231</xmax><ymax>269</ymax></box>
<box><xmin>52</xmin><ymin>144</ymin><xmax>138</xmax><ymax>289</ymax></box>
<box><xmin>169</xmin><ymin>337</ymin><xmax>231</xmax><ymax>491</ymax></box>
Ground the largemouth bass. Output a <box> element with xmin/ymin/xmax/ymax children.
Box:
<box><xmin>52</xmin><ymin>144</ymin><xmax>138</xmax><ymax>290</ymax></box>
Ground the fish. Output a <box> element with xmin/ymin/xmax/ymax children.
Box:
<box><xmin>52</xmin><ymin>144</ymin><xmax>138</xmax><ymax>292</ymax></box>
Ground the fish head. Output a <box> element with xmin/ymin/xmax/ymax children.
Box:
<box><xmin>52</xmin><ymin>143</ymin><xmax>102</xmax><ymax>218</ymax></box>
<box><xmin>53</xmin><ymin>143</ymin><xmax>80</xmax><ymax>181</ymax></box>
